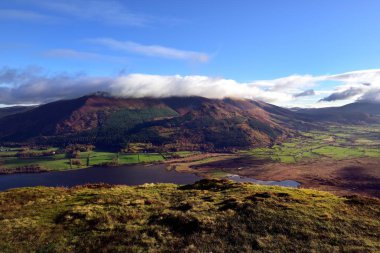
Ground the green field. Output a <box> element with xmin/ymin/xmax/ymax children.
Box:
<box><xmin>0</xmin><ymin>150</ymin><xmax>166</xmax><ymax>171</ymax></box>
<box><xmin>1</xmin><ymin>124</ymin><xmax>380</xmax><ymax>171</ymax></box>
<box><xmin>0</xmin><ymin>179</ymin><xmax>378</xmax><ymax>252</ymax></box>
<box><xmin>242</xmin><ymin>124</ymin><xmax>380</xmax><ymax>163</ymax></box>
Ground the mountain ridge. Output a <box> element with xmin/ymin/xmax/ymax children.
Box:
<box><xmin>0</xmin><ymin>95</ymin><xmax>300</xmax><ymax>150</ymax></box>
<box><xmin>0</xmin><ymin>95</ymin><xmax>378</xmax><ymax>150</ymax></box>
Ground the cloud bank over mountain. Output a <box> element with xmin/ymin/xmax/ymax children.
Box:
<box><xmin>1</xmin><ymin>66</ymin><xmax>380</xmax><ymax>106</ymax></box>
<box><xmin>319</xmin><ymin>87</ymin><xmax>363</xmax><ymax>102</ymax></box>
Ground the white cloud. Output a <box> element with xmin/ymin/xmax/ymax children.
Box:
<box><xmin>1</xmin><ymin>66</ymin><xmax>380</xmax><ymax>106</ymax></box>
<box><xmin>88</xmin><ymin>38</ymin><xmax>210</xmax><ymax>63</ymax></box>
<box><xmin>316</xmin><ymin>69</ymin><xmax>380</xmax><ymax>103</ymax></box>
<box><xmin>110</xmin><ymin>74</ymin><xmax>290</xmax><ymax>103</ymax></box>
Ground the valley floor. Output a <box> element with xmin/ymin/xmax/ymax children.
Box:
<box><xmin>168</xmin><ymin>124</ymin><xmax>380</xmax><ymax>198</ymax></box>
<box><xmin>1</xmin><ymin>124</ymin><xmax>380</xmax><ymax>198</ymax></box>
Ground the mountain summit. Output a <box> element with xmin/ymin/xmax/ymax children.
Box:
<box><xmin>0</xmin><ymin>95</ymin><xmax>305</xmax><ymax>150</ymax></box>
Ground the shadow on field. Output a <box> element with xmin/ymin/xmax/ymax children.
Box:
<box><xmin>338</xmin><ymin>166</ymin><xmax>380</xmax><ymax>198</ymax></box>
<box><xmin>190</xmin><ymin>156</ymin><xmax>271</xmax><ymax>170</ymax></box>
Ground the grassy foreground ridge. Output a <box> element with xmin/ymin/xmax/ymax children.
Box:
<box><xmin>0</xmin><ymin>180</ymin><xmax>379</xmax><ymax>253</ymax></box>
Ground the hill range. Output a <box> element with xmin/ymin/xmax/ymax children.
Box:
<box><xmin>0</xmin><ymin>94</ymin><xmax>379</xmax><ymax>150</ymax></box>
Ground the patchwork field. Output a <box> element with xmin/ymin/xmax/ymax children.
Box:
<box><xmin>0</xmin><ymin>149</ymin><xmax>166</xmax><ymax>172</ymax></box>
<box><xmin>242</xmin><ymin>124</ymin><xmax>380</xmax><ymax>163</ymax></box>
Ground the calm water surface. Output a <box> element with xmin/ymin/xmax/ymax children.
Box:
<box><xmin>227</xmin><ymin>174</ymin><xmax>300</xmax><ymax>187</ymax></box>
<box><xmin>0</xmin><ymin>165</ymin><xmax>300</xmax><ymax>191</ymax></box>
<box><xmin>0</xmin><ymin>164</ymin><xmax>201</xmax><ymax>191</ymax></box>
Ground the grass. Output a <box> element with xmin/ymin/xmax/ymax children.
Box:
<box><xmin>0</xmin><ymin>179</ymin><xmax>378</xmax><ymax>252</ymax></box>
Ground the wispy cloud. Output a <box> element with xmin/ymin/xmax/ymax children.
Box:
<box><xmin>0</xmin><ymin>9</ymin><xmax>54</xmax><ymax>22</ymax></box>
<box><xmin>43</xmin><ymin>49</ymin><xmax>128</xmax><ymax>63</ymax></box>
<box><xmin>35</xmin><ymin>0</ymin><xmax>149</xmax><ymax>26</ymax></box>
<box><xmin>88</xmin><ymin>38</ymin><xmax>210</xmax><ymax>63</ymax></box>
<box><xmin>6</xmin><ymin>0</ymin><xmax>154</xmax><ymax>27</ymax></box>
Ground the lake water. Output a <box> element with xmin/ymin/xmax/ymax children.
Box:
<box><xmin>0</xmin><ymin>164</ymin><xmax>202</xmax><ymax>191</ymax></box>
<box><xmin>227</xmin><ymin>174</ymin><xmax>300</xmax><ymax>187</ymax></box>
<box><xmin>0</xmin><ymin>165</ymin><xmax>300</xmax><ymax>191</ymax></box>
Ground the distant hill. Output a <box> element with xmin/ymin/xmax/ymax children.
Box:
<box><xmin>295</xmin><ymin>101</ymin><xmax>380</xmax><ymax>124</ymax></box>
<box><xmin>339</xmin><ymin>101</ymin><xmax>380</xmax><ymax>115</ymax></box>
<box><xmin>0</xmin><ymin>95</ymin><xmax>313</xmax><ymax>150</ymax></box>
<box><xmin>0</xmin><ymin>106</ymin><xmax>36</xmax><ymax>119</ymax></box>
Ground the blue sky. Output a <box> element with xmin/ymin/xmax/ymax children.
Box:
<box><xmin>1</xmin><ymin>0</ymin><xmax>380</xmax><ymax>107</ymax></box>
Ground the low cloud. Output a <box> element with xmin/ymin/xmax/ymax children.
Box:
<box><xmin>294</xmin><ymin>89</ymin><xmax>315</xmax><ymax>98</ymax></box>
<box><xmin>317</xmin><ymin>69</ymin><xmax>380</xmax><ymax>103</ymax></box>
<box><xmin>359</xmin><ymin>88</ymin><xmax>380</xmax><ymax>102</ymax></box>
<box><xmin>0</xmin><ymin>67</ymin><xmax>110</xmax><ymax>104</ymax></box>
<box><xmin>88</xmin><ymin>38</ymin><xmax>209</xmax><ymax>63</ymax></box>
<box><xmin>319</xmin><ymin>87</ymin><xmax>363</xmax><ymax>102</ymax></box>
<box><xmin>1</xmin><ymin>66</ymin><xmax>380</xmax><ymax>106</ymax></box>
<box><xmin>109</xmin><ymin>74</ymin><xmax>289</xmax><ymax>102</ymax></box>
<box><xmin>0</xmin><ymin>66</ymin><xmax>289</xmax><ymax>105</ymax></box>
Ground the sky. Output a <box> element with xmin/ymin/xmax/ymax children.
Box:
<box><xmin>1</xmin><ymin>0</ymin><xmax>380</xmax><ymax>107</ymax></box>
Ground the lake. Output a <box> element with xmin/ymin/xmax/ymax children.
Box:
<box><xmin>0</xmin><ymin>164</ymin><xmax>202</xmax><ymax>191</ymax></box>
<box><xmin>0</xmin><ymin>165</ymin><xmax>301</xmax><ymax>191</ymax></box>
<box><xmin>227</xmin><ymin>174</ymin><xmax>300</xmax><ymax>187</ymax></box>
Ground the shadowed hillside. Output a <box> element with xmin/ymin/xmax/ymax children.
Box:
<box><xmin>0</xmin><ymin>106</ymin><xmax>35</xmax><ymax>119</ymax></box>
<box><xmin>296</xmin><ymin>101</ymin><xmax>380</xmax><ymax>123</ymax></box>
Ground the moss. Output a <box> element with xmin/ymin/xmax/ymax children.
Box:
<box><xmin>0</xmin><ymin>180</ymin><xmax>379</xmax><ymax>252</ymax></box>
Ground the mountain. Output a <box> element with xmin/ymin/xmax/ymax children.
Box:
<box><xmin>0</xmin><ymin>95</ymin><xmax>311</xmax><ymax>150</ymax></box>
<box><xmin>0</xmin><ymin>105</ymin><xmax>36</xmax><ymax>119</ymax></box>
<box><xmin>295</xmin><ymin>101</ymin><xmax>380</xmax><ymax>124</ymax></box>
<box><xmin>2</xmin><ymin>95</ymin><xmax>377</xmax><ymax>150</ymax></box>
<box><xmin>338</xmin><ymin>101</ymin><xmax>380</xmax><ymax>115</ymax></box>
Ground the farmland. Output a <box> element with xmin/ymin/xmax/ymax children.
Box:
<box><xmin>242</xmin><ymin>124</ymin><xmax>380</xmax><ymax>163</ymax></box>
<box><xmin>0</xmin><ymin>149</ymin><xmax>164</xmax><ymax>173</ymax></box>
<box><xmin>1</xmin><ymin>124</ymin><xmax>379</xmax><ymax>197</ymax></box>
